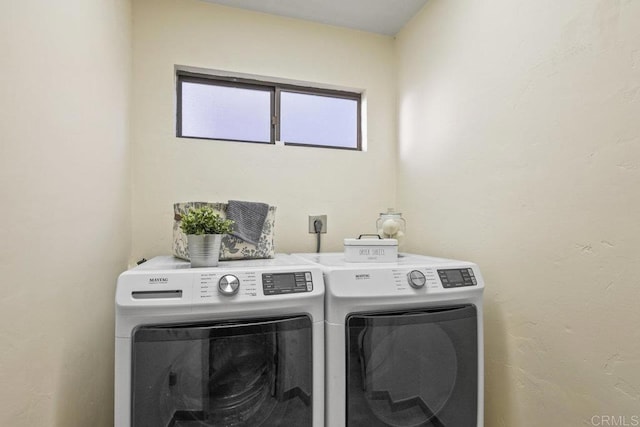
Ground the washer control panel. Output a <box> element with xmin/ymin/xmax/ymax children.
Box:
<box><xmin>437</xmin><ymin>268</ymin><xmax>477</xmax><ymax>288</ymax></box>
<box><xmin>197</xmin><ymin>271</ymin><xmax>259</xmax><ymax>300</ymax></box>
<box><xmin>262</xmin><ymin>272</ymin><xmax>313</xmax><ymax>295</ymax></box>
<box><xmin>218</xmin><ymin>274</ymin><xmax>240</xmax><ymax>296</ymax></box>
<box><xmin>407</xmin><ymin>270</ymin><xmax>427</xmax><ymax>288</ymax></box>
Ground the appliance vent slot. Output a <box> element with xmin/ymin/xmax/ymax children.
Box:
<box><xmin>132</xmin><ymin>290</ymin><xmax>183</xmax><ymax>300</ymax></box>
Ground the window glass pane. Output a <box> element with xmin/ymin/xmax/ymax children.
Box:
<box><xmin>280</xmin><ymin>91</ymin><xmax>358</xmax><ymax>149</ymax></box>
<box><xmin>180</xmin><ymin>81</ymin><xmax>272</xmax><ymax>143</ymax></box>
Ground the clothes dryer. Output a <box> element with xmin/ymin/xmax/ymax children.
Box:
<box><xmin>294</xmin><ymin>253</ymin><xmax>484</xmax><ymax>427</ymax></box>
<box><xmin>115</xmin><ymin>255</ymin><xmax>324</xmax><ymax>427</ymax></box>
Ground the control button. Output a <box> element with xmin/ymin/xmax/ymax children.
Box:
<box><xmin>407</xmin><ymin>270</ymin><xmax>426</xmax><ymax>288</ymax></box>
<box><xmin>305</xmin><ymin>272</ymin><xmax>312</xmax><ymax>281</ymax></box>
<box><xmin>306</xmin><ymin>282</ymin><xmax>313</xmax><ymax>291</ymax></box>
<box><xmin>218</xmin><ymin>275</ymin><xmax>240</xmax><ymax>296</ymax></box>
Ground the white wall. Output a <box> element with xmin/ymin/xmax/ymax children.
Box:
<box><xmin>131</xmin><ymin>0</ymin><xmax>397</xmax><ymax>261</ymax></box>
<box><xmin>0</xmin><ymin>1</ymin><xmax>131</xmax><ymax>425</ymax></box>
<box><xmin>396</xmin><ymin>0</ymin><xmax>640</xmax><ymax>425</ymax></box>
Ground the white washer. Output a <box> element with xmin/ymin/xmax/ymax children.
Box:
<box><xmin>115</xmin><ymin>255</ymin><xmax>325</xmax><ymax>427</ymax></box>
<box><xmin>294</xmin><ymin>252</ymin><xmax>484</xmax><ymax>427</ymax></box>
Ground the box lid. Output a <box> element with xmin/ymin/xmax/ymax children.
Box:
<box><xmin>344</xmin><ymin>235</ymin><xmax>398</xmax><ymax>247</ymax></box>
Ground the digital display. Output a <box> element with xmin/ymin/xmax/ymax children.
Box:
<box><xmin>262</xmin><ymin>271</ymin><xmax>312</xmax><ymax>295</ymax></box>
<box><xmin>444</xmin><ymin>270</ymin><xmax>463</xmax><ymax>283</ymax></box>
<box><xmin>272</xmin><ymin>273</ymin><xmax>296</xmax><ymax>289</ymax></box>
<box><xmin>437</xmin><ymin>268</ymin><xmax>476</xmax><ymax>288</ymax></box>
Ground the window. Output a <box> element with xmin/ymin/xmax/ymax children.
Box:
<box><xmin>177</xmin><ymin>71</ymin><xmax>362</xmax><ymax>150</ymax></box>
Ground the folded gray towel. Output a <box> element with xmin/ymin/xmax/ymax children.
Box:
<box><xmin>226</xmin><ymin>200</ymin><xmax>269</xmax><ymax>245</ymax></box>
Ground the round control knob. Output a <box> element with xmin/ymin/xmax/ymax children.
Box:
<box><xmin>218</xmin><ymin>274</ymin><xmax>240</xmax><ymax>296</ymax></box>
<box><xmin>407</xmin><ymin>270</ymin><xmax>426</xmax><ymax>289</ymax></box>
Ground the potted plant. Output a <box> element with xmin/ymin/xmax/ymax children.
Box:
<box><xmin>180</xmin><ymin>206</ymin><xmax>234</xmax><ymax>267</ymax></box>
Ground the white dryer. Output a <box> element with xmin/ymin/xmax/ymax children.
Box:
<box><xmin>115</xmin><ymin>255</ymin><xmax>325</xmax><ymax>427</ymax></box>
<box><xmin>294</xmin><ymin>252</ymin><xmax>484</xmax><ymax>427</ymax></box>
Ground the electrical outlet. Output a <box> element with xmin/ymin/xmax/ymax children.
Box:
<box><xmin>308</xmin><ymin>215</ymin><xmax>327</xmax><ymax>234</ymax></box>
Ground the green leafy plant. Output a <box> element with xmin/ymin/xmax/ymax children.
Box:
<box><xmin>180</xmin><ymin>206</ymin><xmax>234</xmax><ymax>235</ymax></box>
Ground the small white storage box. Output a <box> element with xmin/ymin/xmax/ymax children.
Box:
<box><xmin>344</xmin><ymin>235</ymin><xmax>398</xmax><ymax>263</ymax></box>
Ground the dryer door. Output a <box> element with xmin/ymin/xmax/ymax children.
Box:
<box><xmin>346</xmin><ymin>305</ymin><xmax>477</xmax><ymax>427</ymax></box>
<box><xmin>131</xmin><ymin>315</ymin><xmax>312</xmax><ymax>427</ymax></box>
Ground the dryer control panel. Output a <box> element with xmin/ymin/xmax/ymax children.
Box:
<box><xmin>437</xmin><ymin>268</ymin><xmax>477</xmax><ymax>288</ymax></box>
<box><xmin>262</xmin><ymin>272</ymin><xmax>313</xmax><ymax>295</ymax></box>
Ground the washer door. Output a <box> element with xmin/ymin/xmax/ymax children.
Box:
<box><xmin>131</xmin><ymin>315</ymin><xmax>313</xmax><ymax>427</ymax></box>
<box><xmin>346</xmin><ymin>305</ymin><xmax>477</xmax><ymax>427</ymax></box>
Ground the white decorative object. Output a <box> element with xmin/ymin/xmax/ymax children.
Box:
<box><xmin>376</xmin><ymin>208</ymin><xmax>406</xmax><ymax>246</ymax></box>
<box><xmin>344</xmin><ymin>235</ymin><xmax>398</xmax><ymax>262</ymax></box>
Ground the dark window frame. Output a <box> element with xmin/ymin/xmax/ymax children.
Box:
<box><xmin>176</xmin><ymin>71</ymin><xmax>362</xmax><ymax>151</ymax></box>
<box><xmin>176</xmin><ymin>73</ymin><xmax>276</xmax><ymax>145</ymax></box>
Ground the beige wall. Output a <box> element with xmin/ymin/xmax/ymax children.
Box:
<box><xmin>396</xmin><ymin>0</ymin><xmax>640</xmax><ymax>425</ymax></box>
<box><xmin>0</xmin><ymin>1</ymin><xmax>131</xmax><ymax>426</ymax></box>
<box><xmin>4</xmin><ymin>0</ymin><xmax>639</xmax><ymax>424</ymax></box>
<box><xmin>130</xmin><ymin>0</ymin><xmax>397</xmax><ymax>261</ymax></box>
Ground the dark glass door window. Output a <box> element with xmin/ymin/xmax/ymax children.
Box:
<box><xmin>346</xmin><ymin>305</ymin><xmax>478</xmax><ymax>427</ymax></box>
<box><xmin>132</xmin><ymin>315</ymin><xmax>312</xmax><ymax>427</ymax></box>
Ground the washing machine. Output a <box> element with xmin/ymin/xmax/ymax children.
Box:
<box><xmin>115</xmin><ymin>255</ymin><xmax>325</xmax><ymax>427</ymax></box>
<box><xmin>294</xmin><ymin>252</ymin><xmax>484</xmax><ymax>427</ymax></box>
